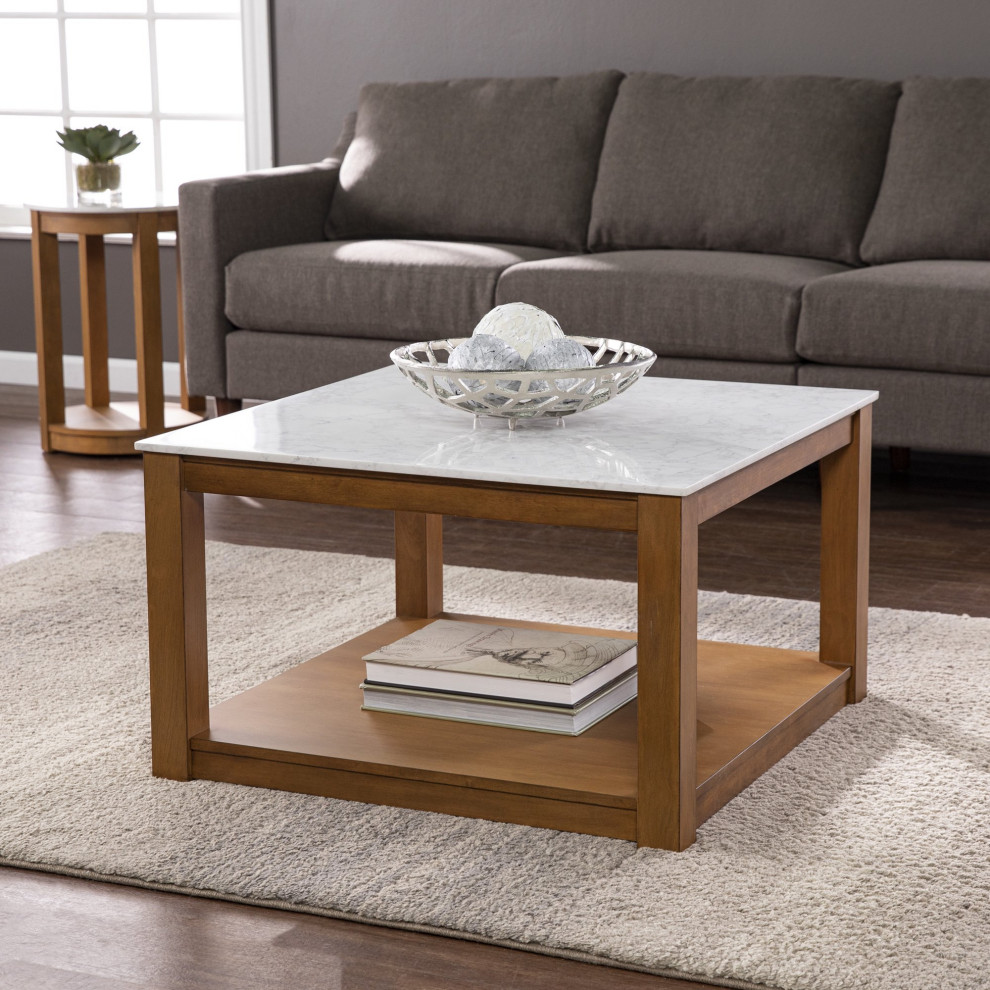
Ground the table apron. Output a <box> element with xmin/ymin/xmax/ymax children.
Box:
<box><xmin>695</xmin><ymin>417</ymin><xmax>852</xmax><ymax>523</ymax></box>
<box><xmin>179</xmin><ymin>457</ymin><xmax>640</xmax><ymax>531</ymax></box>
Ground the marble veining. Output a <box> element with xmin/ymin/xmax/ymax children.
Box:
<box><xmin>135</xmin><ymin>369</ymin><xmax>877</xmax><ymax>497</ymax></box>
<box><xmin>25</xmin><ymin>196</ymin><xmax>176</xmax><ymax>213</ymax></box>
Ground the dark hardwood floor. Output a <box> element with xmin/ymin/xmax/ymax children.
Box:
<box><xmin>1</xmin><ymin>382</ymin><xmax>988</xmax><ymax>989</ymax></box>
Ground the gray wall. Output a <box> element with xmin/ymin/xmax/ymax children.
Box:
<box><xmin>3</xmin><ymin>0</ymin><xmax>990</xmax><ymax>363</ymax></box>
<box><xmin>272</xmin><ymin>0</ymin><xmax>990</xmax><ymax>164</ymax></box>
<box><xmin>0</xmin><ymin>238</ymin><xmax>178</xmax><ymax>362</ymax></box>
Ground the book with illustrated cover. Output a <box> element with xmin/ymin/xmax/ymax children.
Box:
<box><xmin>360</xmin><ymin>669</ymin><xmax>637</xmax><ymax>735</ymax></box>
<box><xmin>362</xmin><ymin>618</ymin><xmax>636</xmax><ymax>706</ymax></box>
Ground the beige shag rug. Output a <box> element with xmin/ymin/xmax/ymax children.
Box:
<box><xmin>1</xmin><ymin>533</ymin><xmax>988</xmax><ymax>990</ymax></box>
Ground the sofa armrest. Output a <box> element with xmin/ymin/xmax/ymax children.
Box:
<box><xmin>179</xmin><ymin>160</ymin><xmax>342</xmax><ymax>398</ymax></box>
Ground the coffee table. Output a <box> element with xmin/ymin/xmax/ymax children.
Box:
<box><xmin>137</xmin><ymin>370</ymin><xmax>876</xmax><ymax>851</ymax></box>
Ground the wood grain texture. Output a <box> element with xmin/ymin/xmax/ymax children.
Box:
<box><xmin>636</xmin><ymin>495</ymin><xmax>699</xmax><ymax>850</ymax></box>
<box><xmin>29</xmin><ymin>206</ymin><xmax>198</xmax><ymax>455</ymax></box>
<box><xmin>165</xmin><ymin>409</ymin><xmax>871</xmax><ymax>851</ymax></box>
<box><xmin>78</xmin><ymin>233</ymin><xmax>110</xmax><ymax>408</ymax></box>
<box><xmin>30</xmin><ymin>211</ymin><xmax>65</xmax><ymax>449</ymax></box>
<box><xmin>192</xmin><ymin>750</ymin><xmax>640</xmax><ymax>841</ymax></box>
<box><xmin>173</xmin><ymin>236</ymin><xmax>206</xmax><ymax>414</ymax></box>
<box><xmin>0</xmin><ymin>866</ymin><xmax>691</xmax><ymax>989</ymax></box>
<box><xmin>193</xmin><ymin>616</ymin><xmax>640</xmax><ymax>809</ymax></box>
<box><xmin>182</xmin><ymin>458</ymin><xmax>639</xmax><ymax>530</ymax></box>
<box><xmin>39</xmin><ymin>210</ymin><xmax>135</xmax><ymax>235</ymax></box>
<box><xmin>47</xmin><ymin>401</ymin><xmax>201</xmax><ymax>455</ymax></box>
<box><xmin>144</xmin><ymin>452</ymin><xmax>208</xmax><ymax>779</ymax></box>
<box><xmin>132</xmin><ymin>212</ymin><xmax>165</xmax><ymax>435</ymax></box>
<box><xmin>820</xmin><ymin>408</ymin><xmax>872</xmax><ymax>702</ymax></box>
<box><xmin>696</xmin><ymin>417</ymin><xmax>851</xmax><ymax>522</ymax></box>
<box><xmin>394</xmin><ymin>510</ymin><xmax>444</xmax><ymax>618</ymax></box>
<box><xmin>187</xmin><ymin>609</ymin><xmax>844</xmax><ymax>845</ymax></box>
<box><xmin>695</xmin><ymin>663</ymin><xmax>849</xmax><ymax>823</ymax></box>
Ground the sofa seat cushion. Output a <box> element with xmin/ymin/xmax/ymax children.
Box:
<box><xmin>797</xmin><ymin>261</ymin><xmax>990</xmax><ymax>375</ymax></box>
<box><xmin>589</xmin><ymin>73</ymin><xmax>900</xmax><ymax>264</ymax></box>
<box><xmin>861</xmin><ymin>78</ymin><xmax>990</xmax><ymax>263</ymax></box>
<box><xmin>225</xmin><ymin>330</ymin><xmax>415</xmax><ymax>400</ymax></box>
<box><xmin>495</xmin><ymin>250</ymin><xmax>848</xmax><ymax>363</ymax></box>
<box><xmin>326</xmin><ymin>72</ymin><xmax>623</xmax><ymax>251</ymax></box>
<box><xmin>225</xmin><ymin>240</ymin><xmax>569</xmax><ymax>341</ymax></box>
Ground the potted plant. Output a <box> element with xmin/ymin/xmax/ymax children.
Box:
<box><xmin>56</xmin><ymin>125</ymin><xmax>140</xmax><ymax>204</ymax></box>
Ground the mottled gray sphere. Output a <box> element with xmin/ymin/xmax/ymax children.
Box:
<box><xmin>524</xmin><ymin>338</ymin><xmax>595</xmax><ymax>371</ymax></box>
<box><xmin>441</xmin><ymin>334</ymin><xmax>526</xmax><ymax>397</ymax></box>
<box><xmin>448</xmin><ymin>334</ymin><xmax>525</xmax><ymax>371</ymax></box>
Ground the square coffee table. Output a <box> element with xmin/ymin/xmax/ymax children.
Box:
<box><xmin>137</xmin><ymin>370</ymin><xmax>876</xmax><ymax>851</ymax></box>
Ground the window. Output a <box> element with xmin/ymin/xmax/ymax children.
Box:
<box><xmin>0</xmin><ymin>0</ymin><xmax>272</xmax><ymax>228</ymax></box>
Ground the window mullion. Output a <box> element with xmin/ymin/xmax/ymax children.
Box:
<box><xmin>242</xmin><ymin>0</ymin><xmax>273</xmax><ymax>170</ymax></box>
<box><xmin>147</xmin><ymin>1</ymin><xmax>164</xmax><ymax>196</ymax></box>
<box><xmin>2</xmin><ymin>4</ymin><xmax>264</xmax><ymax>232</ymax></box>
<box><xmin>57</xmin><ymin>0</ymin><xmax>72</xmax><ymax>204</ymax></box>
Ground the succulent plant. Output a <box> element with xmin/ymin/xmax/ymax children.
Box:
<box><xmin>56</xmin><ymin>125</ymin><xmax>140</xmax><ymax>163</ymax></box>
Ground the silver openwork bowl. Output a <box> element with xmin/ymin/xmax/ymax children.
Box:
<box><xmin>390</xmin><ymin>336</ymin><xmax>656</xmax><ymax>425</ymax></box>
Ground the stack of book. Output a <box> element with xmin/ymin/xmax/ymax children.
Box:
<box><xmin>360</xmin><ymin>618</ymin><xmax>637</xmax><ymax>735</ymax></box>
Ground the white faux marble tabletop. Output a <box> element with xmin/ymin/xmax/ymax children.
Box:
<box><xmin>25</xmin><ymin>195</ymin><xmax>176</xmax><ymax>214</ymax></box>
<box><xmin>135</xmin><ymin>368</ymin><xmax>877</xmax><ymax>497</ymax></box>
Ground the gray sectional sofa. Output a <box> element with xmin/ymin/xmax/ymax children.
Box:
<box><xmin>180</xmin><ymin>71</ymin><xmax>990</xmax><ymax>455</ymax></box>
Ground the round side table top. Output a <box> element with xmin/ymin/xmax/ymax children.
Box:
<box><xmin>26</xmin><ymin>195</ymin><xmax>177</xmax><ymax>215</ymax></box>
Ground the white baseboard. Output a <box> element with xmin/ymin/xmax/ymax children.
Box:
<box><xmin>0</xmin><ymin>350</ymin><xmax>182</xmax><ymax>398</ymax></box>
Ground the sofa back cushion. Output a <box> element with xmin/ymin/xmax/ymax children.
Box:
<box><xmin>860</xmin><ymin>77</ymin><xmax>990</xmax><ymax>263</ymax></box>
<box><xmin>588</xmin><ymin>73</ymin><xmax>900</xmax><ymax>264</ymax></box>
<box><xmin>326</xmin><ymin>72</ymin><xmax>623</xmax><ymax>251</ymax></box>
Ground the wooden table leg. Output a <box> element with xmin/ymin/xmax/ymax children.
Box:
<box><xmin>394</xmin><ymin>511</ymin><xmax>444</xmax><ymax>619</ymax></box>
<box><xmin>174</xmin><ymin>236</ymin><xmax>206</xmax><ymax>414</ymax></box>
<box><xmin>132</xmin><ymin>213</ymin><xmax>166</xmax><ymax>436</ymax></box>
<box><xmin>637</xmin><ymin>494</ymin><xmax>699</xmax><ymax>850</ymax></box>
<box><xmin>30</xmin><ymin>211</ymin><xmax>65</xmax><ymax>452</ymax></box>
<box><xmin>78</xmin><ymin>233</ymin><xmax>110</xmax><ymax>409</ymax></box>
<box><xmin>820</xmin><ymin>406</ymin><xmax>872</xmax><ymax>703</ymax></box>
<box><xmin>144</xmin><ymin>452</ymin><xmax>208</xmax><ymax>779</ymax></box>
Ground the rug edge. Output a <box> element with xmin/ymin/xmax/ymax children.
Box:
<box><xmin>0</xmin><ymin>856</ymin><xmax>778</xmax><ymax>990</ymax></box>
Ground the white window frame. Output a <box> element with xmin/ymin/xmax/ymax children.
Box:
<box><xmin>0</xmin><ymin>0</ymin><xmax>272</xmax><ymax>232</ymax></box>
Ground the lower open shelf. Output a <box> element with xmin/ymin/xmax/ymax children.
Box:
<box><xmin>189</xmin><ymin>613</ymin><xmax>849</xmax><ymax>840</ymax></box>
<box><xmin>49</xmin><ymin>401</ymin><xmax>202</xmax><ymax>455</ymax></box>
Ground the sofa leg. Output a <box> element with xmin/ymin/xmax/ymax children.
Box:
<box><xmin>889</xmin><ymin>445</ymin><xmax>911</xmax><ymax>474</ymax></box>
<box><xmin>212</xmin><ymin>397</ymin><xmax>243</xmax><ymax>417</ymax></box>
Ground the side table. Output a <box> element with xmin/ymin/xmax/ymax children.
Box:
<box><xmin>29</xmin><ymin>201</ymin><xmax>205</xmax><ymax>455</ymax></box>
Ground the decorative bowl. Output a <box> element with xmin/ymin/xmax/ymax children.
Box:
<box><xmin>390</xmin><ymin>336</ymin><xmax>656</xmax><ymax>425</ymax></box>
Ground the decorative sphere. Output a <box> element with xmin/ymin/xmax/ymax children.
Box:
<box><xmin>524</xmin><ymin>338</ymin><xmax>595</xmax><ymax>372</ymax></box>
<box><xmin>525</xmin><ymin>337</ymin><xmax>596</xmax><ymax>394</ymax></box>
<box><xmin>472</xmin><ymin>302</ymin><xmax>564</xmax><ymax>359</ymax></box>
<box><xmin>441</xmin><ymin>334</ymin><xmax>525</xmax><ymax>397</ymax></box>
<box><xmin>448</xmin><ymin>334</ymin><xmax>525</xmax><ymax>372</ymax></box>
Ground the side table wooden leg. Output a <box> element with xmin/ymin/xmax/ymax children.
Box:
<box><xmin>133</xmin><ymin>213</ymin><xmax>166</xmax><ymax>436</ymax></box>
<box><xmin>144</xmin><ymin>453</ymin><xmax>208</xmax><ymax>779</ymax></box>
<box><xmin>30</xmin><ymin>211</ymin><xmax>65</xmax><ymax>452</ymax></box>
<box><xmin>174</xmin><ymin>235</ymin><xmax>206</xmax><ymax>414</ymax></box>
<box><xmin>78</xmin><ymin>233</ymin><xmax>110</xmax><ymax>409</ymax></box>
<box><xmin>820</xmin><ymin>406</ymin><xmax>872</xmax><ymax>703</ymax></box>
<box><xmin>637</xmin><ymin>494</ymin><xmax>699</xmax><ymax>850</ymax></box>
<box><xmin>395</xmin><ymin>511</ymin><xmax>444</xmax><ymax>619</ymax></box>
